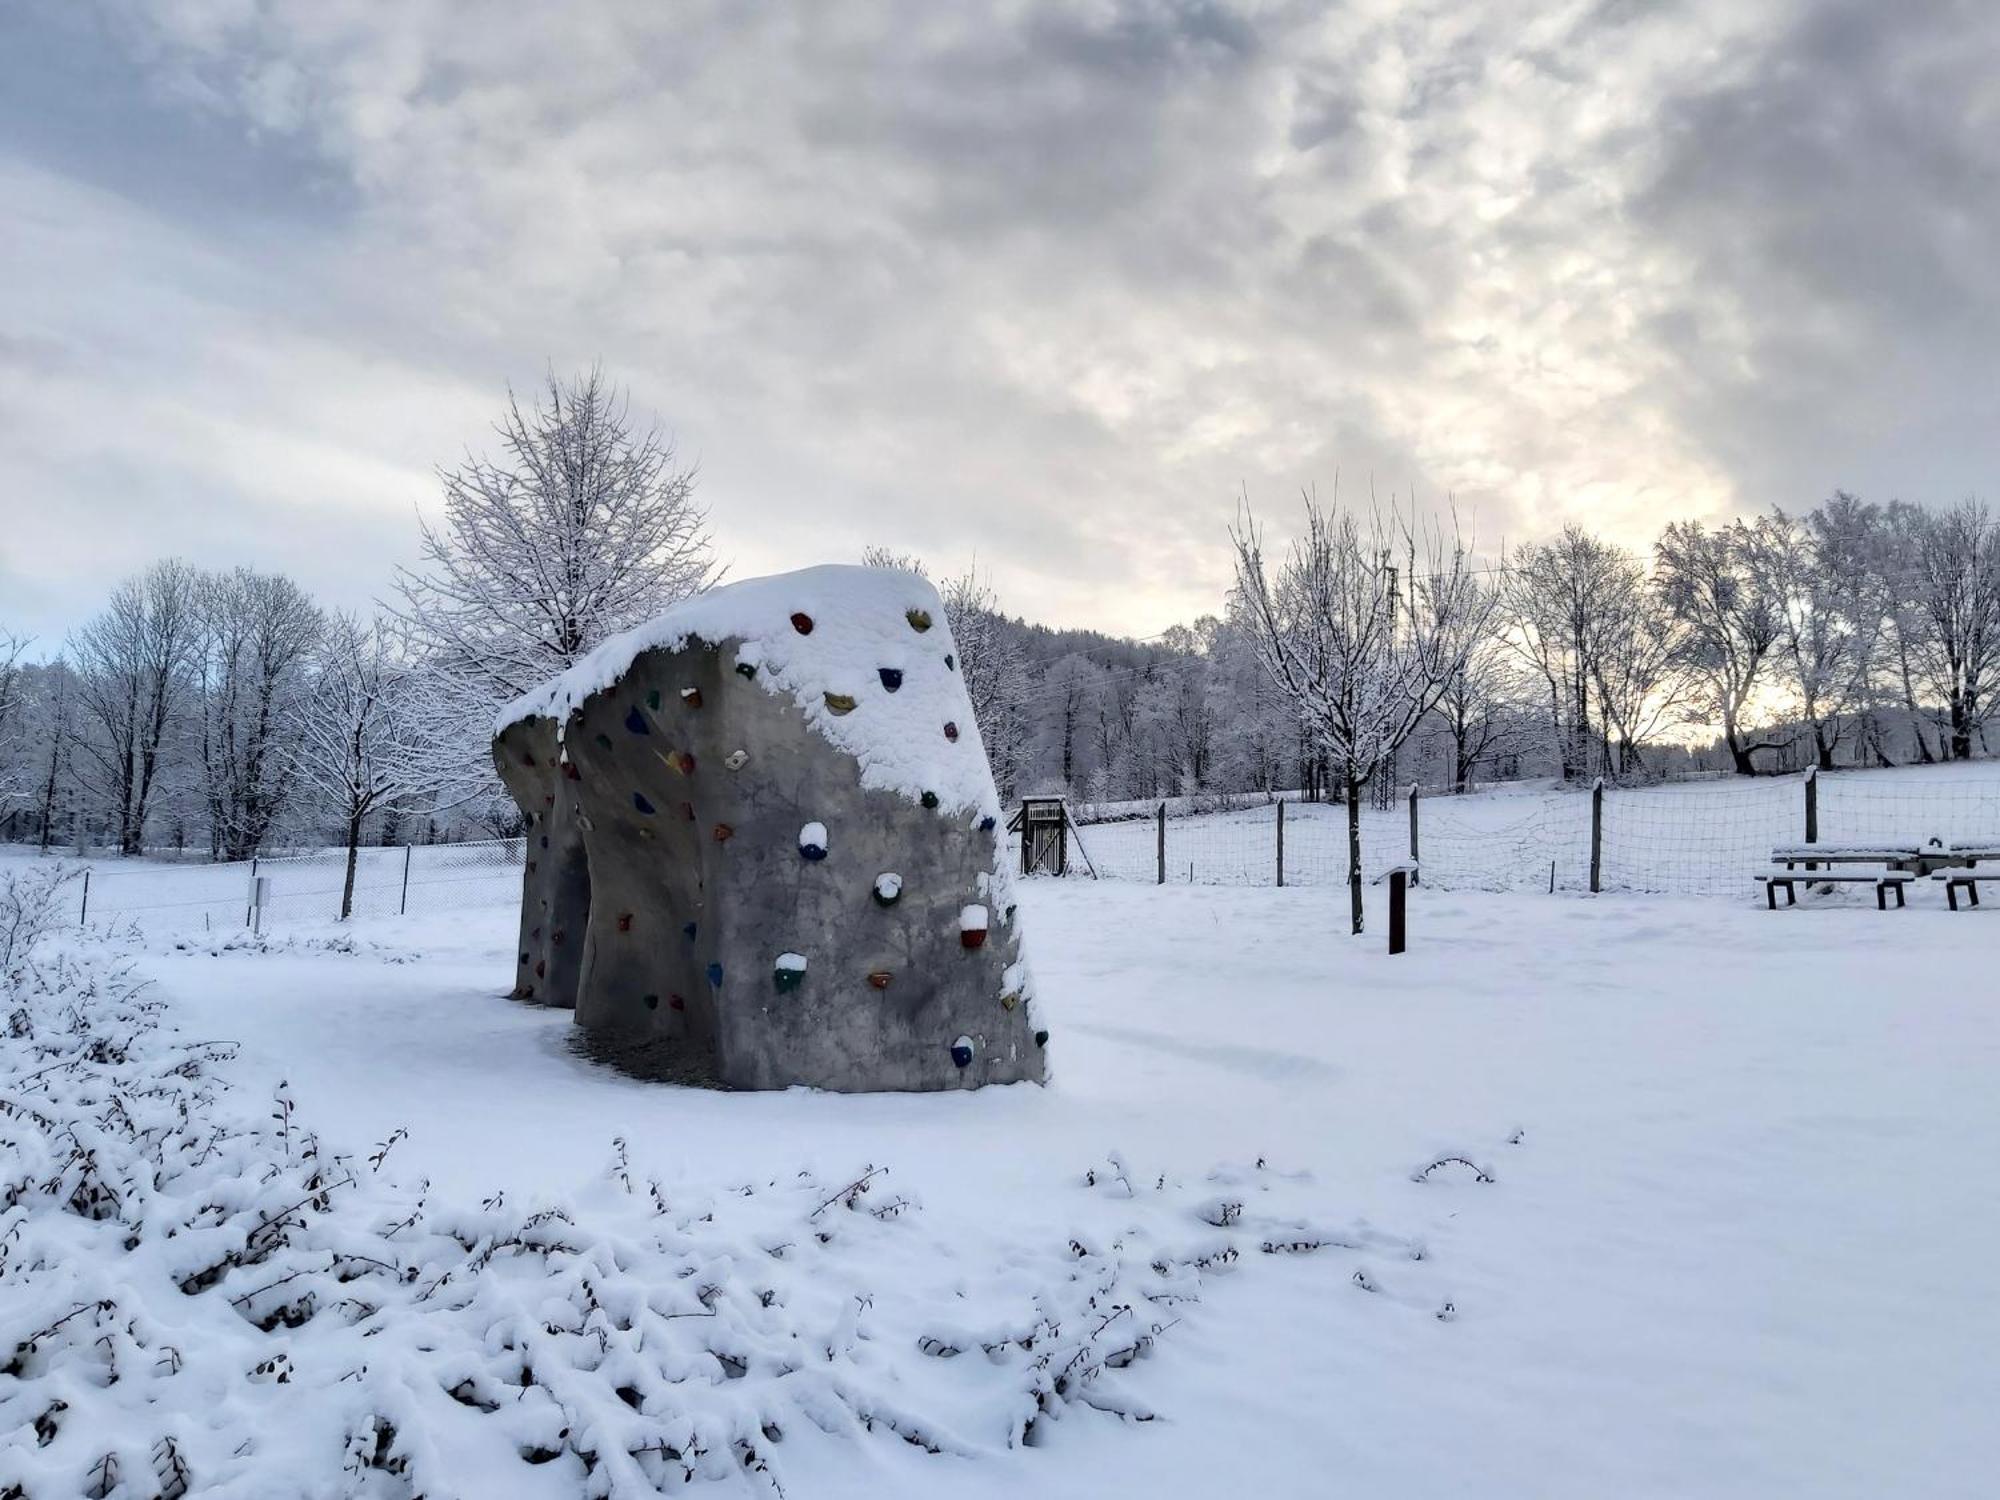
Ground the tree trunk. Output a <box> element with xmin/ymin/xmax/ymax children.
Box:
<box><xmin>340</xmin><ymin>810</ymin><xmax>364</xmax><ymax>920</ymax></box>
<box><xmin>1346</xmin><ymin>774</ymin><xmax>1364</xmax><ymax>936</ymax></box>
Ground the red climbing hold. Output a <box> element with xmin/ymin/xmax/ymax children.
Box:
<box><xmin>943</xmin><ymin>721</ymin><xmax>960</xmax><ymax>742</ymax></box>
<box><xmin>669</xmin><ymin>994</ymin><xmax>687</xmax><ymax>1011</ymax></box>
<box><xmin>618</xmin><ymin>913</ymin><xmax>633</xmax><ymax>932</ymax></box>
<box><xmin>791</xmin><ymin>611</ymin><xmax>814</xmax><ymax>635</ymax></box>
<box><xmin>680</xmin><ymin>687</ymin><xmax>703</xmax><ymax>708</ymax></box>
<box><xmin>713</xmin><ymin>824</ymin><xmax>734</xmax><ymax>842</ymax></box>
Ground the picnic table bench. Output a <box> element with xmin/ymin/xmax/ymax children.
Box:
<box><xmin>1763</xmin><ymin>838</ymin><xmax>2000</xmax><ymax>909</ymax></box>
<box><xmin>1757</xmin><ymin>868</ymin><xmax>1914</xmax><ymax>909</ymax></box>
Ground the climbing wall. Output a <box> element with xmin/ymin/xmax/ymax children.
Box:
<box><xmin>495</xmin><ymin>565</ymin><xmax>1047</xmax><ymax>1092</ymax></box>
<box><xmin>491</xmin><ymin>714</ymin><xmax>591</xmax><ymax>1009</ymax></box>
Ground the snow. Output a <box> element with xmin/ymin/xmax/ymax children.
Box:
<box><xmin>774</xmin><ymin>951</ymin><xmax>808</xmax><ymax>972</ymax></box>
<box><xmin>23</xmin><ymin>879</ymin><xmax>1993</xmax><ymax>1497</ymax></box>
<box><xmin>496</xmin><ymin>565</ymin><xmax>1002</xmax><ymax>821</ymax></box>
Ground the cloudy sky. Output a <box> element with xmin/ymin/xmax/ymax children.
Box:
<box><xmin>3</xmin><ymin>0</ymin><xmax>1997</xmax><ymax>646</ymax></box>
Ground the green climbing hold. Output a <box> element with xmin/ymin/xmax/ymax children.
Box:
<box><xmin>647</xmin><ymin>689</ymin><xmax>661</xmax><ymax>711</ymax></box>
<box><xmin>906</xmin><ymin>608</ymin><xmax>932</xmax><ymax>632</ymax></box>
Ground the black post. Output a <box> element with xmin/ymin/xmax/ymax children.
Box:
<box><xmin>1408</xmin><ymin>783</ymin><xmax>1420</xmax><ymax>886</ymax></box>
<box><xmin>399</xmin><ymin>844</ymin><xmax>414</xmax><ymax>916</ymax></box>
<box><xmin>244</xmin><ymin>856</ymin><xmax>259</xmax><ymax>927</ymax></box>
<box><xmin>1156</xmin><ymin>802</ymin><xmax>1166</xmax><ymax>886</ymax></box>
<box><xmin>1388</xmin><ymin>868</ymin><xmax>1407</xmax><ymax>955</ymax></box>
<box><xmin>1276</xmin><ymin>799</ymin><xmax>1286</xmax><ymax>887</ymax></box>
<box><xmin>1804</xmin><ymin>767</ymin><xmax>1818</xmax><ymax>845</ymax></box>
<box><xmin>78</xmin><ymin>869</ymin><xmax>90</xmax><ymax>925</ymax></box>
<box><xmin>1589</xmin><ymin>777</ymin><xmax>1604</xmax><ymax>895</ymax></box>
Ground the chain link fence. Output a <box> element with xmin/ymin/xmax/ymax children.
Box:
<box><xmin>55</xmin><ymin>838</ymin><xmax>527</xmax><ymax>933</ymax></box>
<box><xmin>1062</xmin><ymin>768</ymin><xmax>2000</xmax><ymax>897</ymax></box>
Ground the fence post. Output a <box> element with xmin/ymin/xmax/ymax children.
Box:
<box><xmin>1388</xmin><ymin>868</ymin><xmax>1408</xmax><ymax>955</ymax></box>
<box><xmin>399</xmin><ymin>844</ymin><xmax>414</xmax><ymax>915</ymax></box>
<box><xmin>1156</xmin><ymin>802</ymin><xmax>1166</xmax><ymax>886</ymax></box>
<box><xmin>1408</xmin><ymin>783</ymin><xmax>1420</xmax><ymax>886</ymax></box>
<box><xmin>1276</xmin><ymin>799</ymin><xmax>1286</xmax><ymax>887</ymax></box>
<box><xmin>244</xmin><ymin>857</ymin><xmax>259</xmax><ymax>927</ymax></box>
<box><xmin>1803</xmin><ymin>765</ymin><xmax>1818</xmax><ymax>845</ymax></box>
<box><xmin>78</xmin><ymin>869</ymin><xmax>90</xmax><ymax>925</ymax></box>
<box><xmin>249</xmin><ymin>875</ymin><xmax>269</xmax><ymax>938</ymax></box>
<box><xmin>1589</xmin><ymin>777</ymin><xmax>1604</xmax><ymax>894</ymax></box>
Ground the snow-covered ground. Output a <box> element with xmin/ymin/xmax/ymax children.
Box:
<box><xmin>75</xmin><ymin>878</ymin><xmax>2000</xmax><ymax>1498</ymax></box>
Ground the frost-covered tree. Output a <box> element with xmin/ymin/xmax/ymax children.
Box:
<box><xmin>396</xmin><ymin>367</ymin><xmax>716</xmax><ymax>702</ymax></box>
<box><xmin>69</xmin><ymin>560</ymin><xmax>200</xmax><ymax>855</ymax></box>
<box><xmin>193</xmin><ymin>568</ymin><xmax>323</xmax><ymax>860</ymax></box>
<box><xmin>1501</xmin><ymin>527</ymin><xmax>1637</xmax><ymax>781</ymax></box>
<box><xmin>1655</xmin><ymin>520</ymin><xmax>1782</xmax><ymax>775</ymax></box>
<box><xmin>1232</xmin><ymin>497</ymin><xmax>1495</xmax><ymax>933</ymax></box>
<box><xmin>293</xmin><ymin>615</ymin><xmax>482</xmax><ymax>918</ymax></box>
<box><xmin>941</xmin><ymin>569</ymin><xmax>1030</xmax><ymax>799</ymax></box>
<box><xmin>1747</xmin><ymin>508</ymin><xmax>1880</xmax><ymax>770</ymax></box>
<box><xmin>0</xmin><ymin>628</ymin><xmax>26</xmax><ymax>818</ymax></box>
<box><xmin>1902</xmin><ymin>500</ymin><xmax>2000</xmax><ymax>761</ymax></box>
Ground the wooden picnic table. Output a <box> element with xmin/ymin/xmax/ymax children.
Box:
<box><xmin>1764</xmin><ymin>839</ymin><xmax>2000</xmax><ymax>909</ymax></box>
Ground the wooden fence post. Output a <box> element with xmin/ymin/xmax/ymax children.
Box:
<box><xmin>1156</xmin><ymin>802</ymin><xmax>1166</xmax><ymax>886</ymax></box>
<box><xmin>78</xmin><ymin>869</ymin><xmax>90</xmax><ymax>925</ymax></box>
<box><xmin>1408</xmin><ymin>783</ymin><xmax>1420</xmax><ymax>886</ymax></box>
<box><xmin>1804</xmin><ymin>766</ymin><xmax>1818</xmax><ymax>845</ymax></box>
<box><xmin>399</xmin><ymin>844</ymin><xmax>414</xmax><ymax>915</ymax></box>
<box><xmin>1589</xmin><ymin>777</ymin><xmax>1604</xmax><ymax>894</ymax></box>
<box><xmin>1276</xmin><ymin>799</ymin><xmax>1286</xmax><ymax>887</ymax></box>
<box><xmin>1388</xmin><ymin>868</ymin><xmax>1408</xmax><ymax>955</ymax></box>
<box><xmin>244</xmin><ymin>857</ymin><xmax>259</xmax><ymax>927</ymax></box>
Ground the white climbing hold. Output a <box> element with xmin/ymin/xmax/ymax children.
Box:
<box><xmin>875</xmin><ymin>872</ymin><xmax>903</xmax><ymax>901</ymax></box>
<box><xmin>725</xmin><ymin>749</ymin><xmax>749</xmax><ymax>770</ymax></box>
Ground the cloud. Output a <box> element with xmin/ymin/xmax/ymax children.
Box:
<box><xmin>2</xmin><ymin>0</ymin><xmax>1996</xmax><ymax>647</ymax></box>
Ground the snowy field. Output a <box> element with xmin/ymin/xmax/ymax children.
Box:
<box><xmin>17</xmin><ymin>877</ymin><xmax>1998</xmax><ymax>1497</ymax></box>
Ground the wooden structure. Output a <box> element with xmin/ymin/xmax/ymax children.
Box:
<box><xmin>1011</xmin><ymin>795</ymin><xmax>1071</xmax><ymax>876</ymax></box>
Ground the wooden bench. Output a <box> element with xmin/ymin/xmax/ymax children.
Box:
<box><xmin>1757</xmin><ymin>870</ymin><xmax>1914</xmax><ymax>909</ymax></box>
<box><xmin>1934</xmin><ymin>870</ymin><xmax>1984</xmax><ymax>911</ymax></box>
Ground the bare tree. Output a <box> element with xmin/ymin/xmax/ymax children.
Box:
<box><xmin>1746</xmin><ymin>508</ymin><xmax>1880</xmax><ymax>770</ymax></box>
<box><xmin>1655</xmin><ymin>520</ymin><xmax>1782</xmax><ymax>775</ymax></box>
<box><xmin>70</xmin><ymin>561</ymin><xmax>200</xmax><ymax>854</ymax></box>
<box><xmin>1903</xmin><ymin>500</ymin><xmax>2000</xmax><ymax>761</ymax></box>
<box><xmin>30</xmin><ymin>661</ymin><xmax>75</xmax><ymax>854</ymax></box>
<box><xmin>293</xmin><ymin>615</ymin><xmax>483</xmax><ymax>919</ymax></box>
<box><xmin>1232</xmin><ymin>496</ymin><xmax>1496</xmax><ymax>933</ymax></box>
<box><xmin>0</xmin><ymin>628</ymin><xmax>26</xmax><ymax>818</ymax></box>
<box><xmin>1501</xmin><ymin>526</ymin><xmax>1635</xmax><ymax>781</ymax></box>
<box><xmin>194</xmin><ymin>568</ymin><xmax>324</xmax><ymax>861</ymax></box>
<box><xmin>395</xmin><ymin>366</ymin><xmax>716</xmax><ymax>702</ymax></box>
<box><xmin>860</xmin><ymin>545</ymin><xmax>930</xmax><ymax>576</ymax></box>
<box><xmin>941</xmin><ymin>569</ymin><xmax>1029</xmax><ymax>800</ymax></box>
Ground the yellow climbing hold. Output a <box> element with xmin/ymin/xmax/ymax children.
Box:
<box><xmin>824</xmin><ymin>692</ymin><xmax>857</xmax><ymax>716</ymax></box>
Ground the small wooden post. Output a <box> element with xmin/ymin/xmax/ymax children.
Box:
<box><xmin>1804</xmin><ymin>766</ymin><xmax>1818</xmax><ymax>844</ymax></box>
<box><xmin>1156</xmin><ymin>802</ymin><xmax>1166</xmax><ymax>886</ymax></box>
<box><xmin>1407</xmin><ymin>783</ymin><xmax>1420</xmax><ymax>886</ymax></box>
<box><xmin>399</xmin><ymin>844</ymin><xmax>414</xmax><ymax>915</ymax></box>
<box><xmin>78</xmin><ymin>869</ymin><xmax>91</xmax><ymax>925</ymax></box>
<box><xmin>250</xmin><ymin>875</ymin><xmax>269</xmax><ymax>937</ymax></box>
<box><xmin>244</xmin><ymin>857</ymin><xmax>260</xmax><ymax>927</ymax></box>
<box><xmin>1276</xmin><ymin>799</ymin><xmax>1286</xmax><ymax>887</ymax></box>
<box><xmin>1589</xmin><ymin>777</ymin><xmax>1604</xmax><ymax>894</ymax></box>
<box><xmin>1388</xmin><ymin>868</ymin><xmax>1408</xmax><ymax>955</ymax></box>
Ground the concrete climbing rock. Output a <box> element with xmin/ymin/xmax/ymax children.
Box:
<box><xmin>494</xmin><ymin>564</ymin><xmax>1047</xmax><ymax>1092</ymax></box>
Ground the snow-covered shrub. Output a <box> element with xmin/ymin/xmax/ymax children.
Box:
<box><xmin>0</xmin><ymin>864</ymin><xmax>77</xmax><ymax>970</ymax></box>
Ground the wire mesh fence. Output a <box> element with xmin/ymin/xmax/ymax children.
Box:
<box><xmin>1061</xmin><ymin>768</ymin><xmax>2000</xmax><ymax>898</ymax></box>
<box><xmin>58</xmin><ymin>838</ymin><xmax>527</xmax><ymax>933</ymax></box>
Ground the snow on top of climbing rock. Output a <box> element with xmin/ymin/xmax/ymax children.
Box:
<box><xmin>497</xmin><ymin>566</ymin><xmax>1002</xmax><ymax>817</ymax></box>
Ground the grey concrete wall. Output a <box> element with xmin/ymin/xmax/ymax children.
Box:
<box><xmin>552</xmin><ymin>635</ymin><xmax>1045</xmax><ymax>1092</ymax></box>
<box><xmin>493</xmin><ymin>716</ymin><xmax>591</xmax><ymax>1009</ymax></box>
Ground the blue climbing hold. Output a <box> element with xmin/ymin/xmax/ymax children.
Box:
<box><xmin>683</xmin><ymin>921</ymin><xmax>697</xmax><ymax>940</ymax></box>
<box><xmin>625</xmin><ymin>706</ymin><xmax>649</xmax><ymax>735</ymax></box>
<box><xmin>633</xmin><ymin>792</ymin><xmax>656</xmax><ymax>815</ymax></box>
<box><xmin>706</xmin><ymin>961</ymin><xmax>724</xmax><ymax>987</ymax></box>
<box><xmin>978</xmin><ymin>816</ymin><xmax>995</xmax><ymax>832</ymax></box>
<box><xmin>878</xmin><ymin>667</ymin><xmax>903</xmax><ymax>692</ymax></box>
<box><xmin>949</xmin><ymin>1034</ymin><xmax>975</xmax><ymax>1069</ymax></box>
